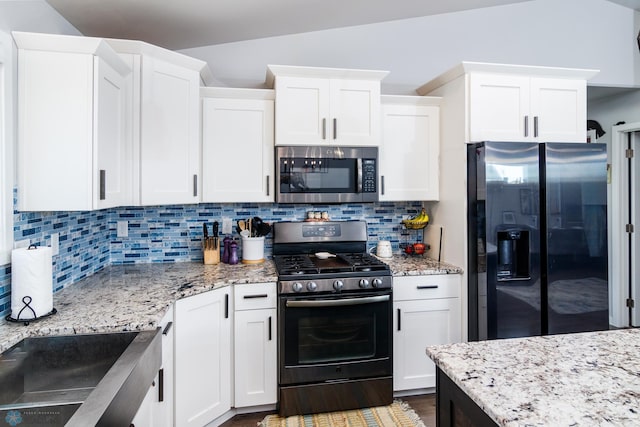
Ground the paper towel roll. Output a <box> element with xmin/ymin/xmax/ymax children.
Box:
<box><xmin>11</xmin><ymin>245</ymin><xmax>53</xmax><ymax>320</ymax></box>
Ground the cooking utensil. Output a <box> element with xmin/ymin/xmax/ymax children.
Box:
<box><xmin>213</xmin><ymin>221</ymin><xmax>219</xmax><ymax>250</ymax></box>
<box><xmin>237</xmin><ymin>220</ymin><xmax>246</xmax><ymax>231</ymax></box>
<box><xmin>315</xmin><ymin>252</ymin><xmax>336</xmax><ymax>260</ymax></box>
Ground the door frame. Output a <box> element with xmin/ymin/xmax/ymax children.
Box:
<box><xmin>609</xmin><ymin>122</ymin><xmax>640</xmax><ymax>327</ymax></box>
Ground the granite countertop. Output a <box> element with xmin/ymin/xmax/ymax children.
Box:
<box><xmin>427</xmin><ymin>329</ymin><xmax>640</xmax><ymax>426</ymax></box>
<box><xmin>0</xmin><ymin>261</ymin><xmax>277</xmax><ymax>353</ymax></box>
<box><xmin>1</xmin><ymin>255</ymin><xmax>462</xmax><ymax>353</ymax></box>
<box><xmin>382</xmin><ymin>253</ymin><xmax>463</xmax><ymax>276</ymax></box>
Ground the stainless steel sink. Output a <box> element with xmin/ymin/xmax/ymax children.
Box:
<box><xmin>0</xmin><ymin>329</ymin><xmax>161</xmax><ymax>426</ymax></box>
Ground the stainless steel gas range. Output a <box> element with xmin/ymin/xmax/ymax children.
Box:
<box><xmin>272</xmin><ymin>220</ymin><xmax>393</xmax><ymax>417</ymax></box>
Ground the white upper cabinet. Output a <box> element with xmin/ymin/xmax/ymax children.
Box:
<box><xmin>14</xmin><ymin>32</ymin><xmax>131</xmax><ymax>211</ymax></box>
<box><xmin>380</xmin><ymin>96</ymin><xmax>440</xmax><ymax>201</ymax></box>
<box><xmin>201</xmin><ymin>88</ymin><xmax>274</xmax><ymax>203</ymax></box>
<box><xmin>417</xmin><ymin>62</ymin><xmax>598</xmax><ymax>143</ymax></box>
<box><xmin>267</xmin><ymin>65</ymin><xmax>388</xmax><ymax>146</ymax></box>
<box><xmin>106</xmin><ymin>39</ymin><xmax>212</xmax><ymax>206</ymax></box>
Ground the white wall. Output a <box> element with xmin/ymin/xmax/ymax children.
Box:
<box><xmin>0</xmin><ymin>1</ymin><xmax>79</xmax><ymax>35</ymax></box>
<box><xmin>588</xmin><ymin>90</ymin><xmax>640</xmax><ymax>145</ymax></box>
<box><xmin>181</xmin><ymin>0</ymin><xmax>638</xmax><ymax>94</ymax></box>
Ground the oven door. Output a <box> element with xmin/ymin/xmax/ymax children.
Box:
<box><xmin>278</xmin><ymin>290</ymin><xmax>392</xmax><ymax>385</ymax></box>
<box><xmin>275</xmin><ymin>146</ymin><xmax>378</xmax><ymax>203</ymax></box>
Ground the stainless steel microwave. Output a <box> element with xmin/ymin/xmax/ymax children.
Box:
<box><xmin>275</xmin><ymin>146</ymin><xmax>379</xmax><ymax>204</ymax></box>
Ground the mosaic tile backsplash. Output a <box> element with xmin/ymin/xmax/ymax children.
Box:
<box><xmin>1</xmin><ymin>200</ymin><xmax>427</xmax><ymax>316</ymax></box>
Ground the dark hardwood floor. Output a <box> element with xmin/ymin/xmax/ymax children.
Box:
<box><xmin>221</xmin><ymin>393</ymin><xmax>436</xmax><ymax>426</ymax></box>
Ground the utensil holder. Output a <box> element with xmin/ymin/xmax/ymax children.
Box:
<box><xmin>203</xmin><ymin>238</ymin><xmax>220</xmax><ymax>265</ymax></box>
<box><xmin>241</xmin><ymin>236</ymin><xmax>265</xmax><ymax>264</ymax></box>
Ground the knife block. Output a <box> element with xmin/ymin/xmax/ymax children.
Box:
<box><xmin>203</xmin><ymin>238</ymin><xmax>220</xmax><ymax>265</ymax></box>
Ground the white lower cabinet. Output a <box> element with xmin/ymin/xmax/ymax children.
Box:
<box><xmin>175</xmin><ymin>287</ymin><xmax>232</xmax><ymax>427</ymax></box>
<box><xmin>131</xmin><ymin>306</ymin><xmax>174</xmax><ymax>427</ymax></box>
<box><xmin>393</xmin><ymin>275</ymin><xmax>461</xmax><ymax>392</ymax></box>
<box><xmin>234</xmin><ymin>283</ymin><xmax>277</xmax><ymax>407</ymax></box>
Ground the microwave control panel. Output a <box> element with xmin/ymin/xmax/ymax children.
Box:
<box><xmin>362</xmin><ymin>159</ymin><xmax>377</xmax><ymax>193</ymax></box>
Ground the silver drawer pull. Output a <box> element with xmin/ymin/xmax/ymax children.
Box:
<box><xmin>417</xmin><ymin>285</ymin><xmax>439</xmax><ymax>290</ymax></box>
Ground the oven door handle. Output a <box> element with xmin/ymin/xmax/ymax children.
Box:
<box><xmin>286</xmin><ymin>294</ymin><xmax>389</xmax><ymax>308</ymax></box>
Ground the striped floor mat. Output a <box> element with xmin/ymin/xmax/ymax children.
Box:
<box><xmin>258</xmin><ymin>400</ymin><xmax>426</xmax><ymax>427</ymax></box>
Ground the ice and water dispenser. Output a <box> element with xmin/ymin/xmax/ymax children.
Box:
<box><xmin>496</xmin><ymin>229</ymin><xmax>530</xmax><ymax>281</ymax></box>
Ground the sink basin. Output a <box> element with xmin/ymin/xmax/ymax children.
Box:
<box><xmin>0</xmin><ymin>329</ymin><xmax>161</xmax><ymax>426</ymax></box>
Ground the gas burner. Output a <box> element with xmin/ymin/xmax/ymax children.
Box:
<box><xmin>272</xmin><ymin>220</ymin><xmax>392</xmax><ymax>294</ymax></box>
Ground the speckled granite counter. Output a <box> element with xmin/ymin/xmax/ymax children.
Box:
<box><xmin>0</xmin><ymin>261</ymin><xmax>277</xmax><ymax>353</ymax></box>
<box><xmin>1</xmin><ymin>254</ymin><xmax>462</xmax><ymax>354</ymax></box>
<box><xmin>381</xmin><ymin>254</ymin><xmax>463</xmax><ymax>276</ymax></box>
<box><xmin>427</xmin><ymin>329</ymin><xmax>640</xmax><ymax>426</ymax></box>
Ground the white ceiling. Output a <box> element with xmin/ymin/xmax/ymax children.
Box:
<box><xmin>45</xmin><ymin>0</ymin><xmax>541</xmax><ymax>50</ymax></box>
<box><xmin>43</xmin><ymin>0</ymin><xmax>640</xmax><ymax>51</ymax></box>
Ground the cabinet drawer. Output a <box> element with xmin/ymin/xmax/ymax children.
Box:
<box><xmin>393</xmin><ymin>275</ymin><xmax>461</xmax><ymax>301</ymax></box>
<box><xmin>234</xmin><ymin>283</ymin><xmax>277</xmax><ymax>310</ymax></box>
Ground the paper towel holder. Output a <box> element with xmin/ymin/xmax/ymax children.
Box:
<box><xmin>5</xmin><ymin>295</ymin><xmax>57</xmax><ymax>326</ymax></box>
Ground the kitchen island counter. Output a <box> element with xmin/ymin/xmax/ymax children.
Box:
<box><xmin>427</xmin><ymin>328</ymin><xmax>640</xmax><ymax>426</ymax></box>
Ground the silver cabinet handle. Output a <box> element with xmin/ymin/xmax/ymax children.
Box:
<box><xmin>99</xmin><ymin>170</ymin><xmax>106</xmax><ymax>200</ymax></box>
<box><xmin>333</xmin><ymin>118</ymin><xmax>337</xmax><ymax>140</ymax></box>
<box><xmin>322</xmin><ymin>118</ymin><xmax>327</xmax><ymax>140</ymax></box>
<box><xmin>417</xmin><ymin>285</ymin><xmax>439</xmax><ymax>290</ymax></box>
<box><xmin>266</xmin><ymin>175</ymin><xmax>270</xmax><ymax>196</ymax></box>
<box><xmin>381</xmin><ymin>175</ymin><xmax>385</xmax><ymax>195</ymax></box>
<box><xmin>524</xmin><ymin>116</ymin><xmax>529</xmax><ymax>137</ymax></box>
<box><xmin>268</xmin><ymin>316</ymin><xmax>272</xmax><ymax>341</ymax></box>
<box><xmin>193</xmin><ymin>174</ymin><xmax>198</xmax><ymax>197</ymax></box>
<box><xmin>162</xmin><ymin>321</ymin><xmax>173</xmax><ymax>335</ymax></box>
<box><xmin>534</xmin><ymin>116</ymin><xmax>539</xmax><ymax>138</ymax></box>
<box><xmin>286</xmin><ymin>294</ymin><xmax>389</xmax><ymax>308</ymax></box>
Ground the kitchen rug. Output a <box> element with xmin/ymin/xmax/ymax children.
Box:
<box><xmin>258</xmin><ymin>400</ymin><xmax>426</xmax><ymax>427</ymax></box>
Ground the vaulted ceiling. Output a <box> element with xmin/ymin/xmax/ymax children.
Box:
<box><xmin>44</xmin><ymin>0</ymin><xmax>640</xmax><ymax>51</ymax></box>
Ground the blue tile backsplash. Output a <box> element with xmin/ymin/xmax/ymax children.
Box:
<box><xmin>1</xmin><ymin>197</ymin><xmax>426</xmax><ymax>316</ymax></box>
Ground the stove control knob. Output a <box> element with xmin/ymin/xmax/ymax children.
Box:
<box><xmin>359</xmin><ymin>279</ymin><xmax>370</xmax><ymax>288</ymax></box>
<box><xmin>372</xmin><ymin>278</ymin><xmax>383</xmax><ymax>288</ymax></box>
<box><xmin>292</xmin><ymin>282</ymin><xmax>303</xmax><ymax>293</ymax></box>
<box><xmin>333</xmin><ymin>280</ymin><xmax>344</xmax><ymax>291</ymax></box>
<box><xmin>307</xmin><ymin>282</ymin><xmax>318</xmax><ymax>291</ymax></box>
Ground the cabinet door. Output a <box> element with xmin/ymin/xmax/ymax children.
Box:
<box><xmin>94</xmin><ymin>56</ymin><xmax>130</xmax><ymax>209</ymax></box>
<box><xmin>175</xmin><ymin>289</ymin><xmax>231</xmax><ymax>427</ymax></box>
<box><xmin>530</xmin><ymin>77</ymin><xmax>586</xmax><ymax>142</ymax></box>
<box><xmin>393</xmin><ymin>298</ymin><xmax>461</xmax><ymax>391</ymax></box>
<box><xmin>330</xmin><ymin>79</ymin><xmax>381</xmax><ymax>146</ymax></box>
<box><xmin>131</xmin><ymin>373</ymin><xmax>157</xmax><ymax>427</ymax></box>
<box><xmin>202</xmin><ymin>98</ymin><xmax>274</xmax><ymax>202</ymax></box>
<box><xmin>274</xmin><ymin>76</ymin><xmax>331</xmax><ymax>145</ymax></box>
<box><xmin>18</xmin><ymin>50</ymin><xmax>94</xmax><ymax>211</ymax></box>
<box><xmin>380</xmin><ymin>102</ymin><xmax>439</xmax><ymax>201</ymax></box>
<box><xmin>234</xmin><ymin>308</ymin><xmax>277</xmax><ymax>407</ymax></box>
<box><xmin>469</xmin><ymin>74</ymin><xmax>531</xmax><ymax>142</ymax></box>
<box><xmin>140</xmin><ymin>56</ymin><xmax>200</xmax><ymax>205</ymax></box>
<box><xmin>153</xmin><ymin>307</ymin><xmax>174</xmax><ymax>427</ymax></box>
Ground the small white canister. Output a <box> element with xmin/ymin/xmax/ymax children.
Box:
<box><xmin>241</xmin><ymin>236</ymin><xmax>265</xmax><ymax>264</ymax></box>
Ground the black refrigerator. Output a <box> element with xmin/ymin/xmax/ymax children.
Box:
<box><xmin>467</xmin><ymin>141</ymin><xmax>609</xmax><ymax>341</ymax></box>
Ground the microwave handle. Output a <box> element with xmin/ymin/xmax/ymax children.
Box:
<box><xmin>356</xmin><ymin>158</ymin><xmax>363</xmax><ymax>193</ymax></box>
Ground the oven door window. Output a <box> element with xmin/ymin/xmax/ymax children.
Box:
<box><xmin>282</xmin><ymin>294</ymin><xmax>390</xmax><ymax>365</ymax></box>
<box><xmin>279</xmin><ymin>158</ymin><xmax>357</xmax><ymax>194</ymax></box>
